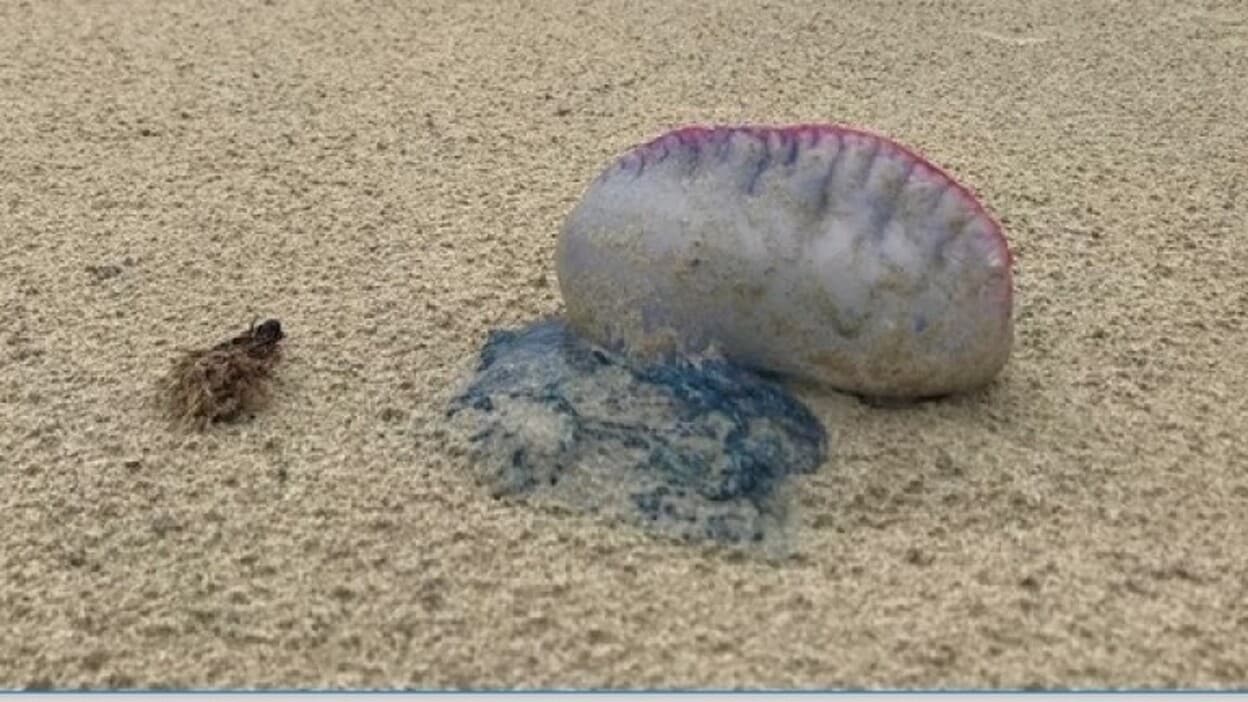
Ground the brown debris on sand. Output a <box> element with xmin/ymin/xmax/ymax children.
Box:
<box><xmin>158</xmin><ymin>318</ymin><xmax>287</xmax><ymax>429</ymax></box>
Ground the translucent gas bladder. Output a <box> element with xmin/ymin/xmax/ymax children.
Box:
<box><xmin>558</xmin><ymin>124</ymin><xmax>1013</xmax><ymax>399</ymax></box>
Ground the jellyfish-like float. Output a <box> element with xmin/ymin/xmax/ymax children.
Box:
<box><xmin>447</xmin><ymin>124</ymin><xmax>1013</xmax><ymax>553</ymax></box>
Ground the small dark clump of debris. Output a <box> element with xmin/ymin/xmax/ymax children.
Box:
<box><xmin>159</xmin><ymin>318</ymin><xmax>286</xmax><ymax>429</ymax></box>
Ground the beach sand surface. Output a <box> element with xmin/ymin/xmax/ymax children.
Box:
<box><xmin>2</xmin><ymin>0</ymin><xmax>1246</xmax><ymax>689</ymax></box>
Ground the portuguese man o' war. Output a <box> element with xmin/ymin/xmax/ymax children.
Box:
<box><xmin>447</xmin><ymin>124</ymin><xmax>1013</xmax><ymax>552</ymax></box>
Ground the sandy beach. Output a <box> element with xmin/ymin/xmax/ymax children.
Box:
<box><xmin>2</xmin><ymin>0</ymin><xmax>1246</xmax><ymax>689</ymax></box>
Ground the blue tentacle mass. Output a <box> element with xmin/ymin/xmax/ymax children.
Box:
<box><xmin>446</xmin><ymin>319</ymin><xmax>828</xmax><ymax>550</ymax></box>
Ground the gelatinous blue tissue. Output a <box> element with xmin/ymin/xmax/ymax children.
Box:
<box><xmin>445</xmin><ymin>319</ymin><xmax>828</xmax><ymax>552</ymax></box>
